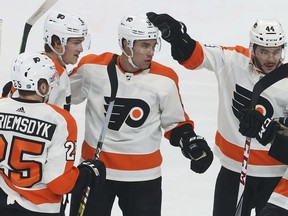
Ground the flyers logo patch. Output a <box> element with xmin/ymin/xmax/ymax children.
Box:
<box><xmin>232</xmin><ymin>84</ymin><xmax>273</xmax><ymax>119</ymax></box>
<box><xmin>104</xmin><ymin>97</ymin><xmax>150</xmax><ymax>131</ymax></box>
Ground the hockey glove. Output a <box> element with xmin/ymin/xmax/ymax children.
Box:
<box><xmin>72</xmin><ymin>159</ymin><xmax>106</xmax><ymax>193</ymax></box>
<box><xmin>70</xmin><ymin>159</ymin><xmax>106</xmax><ymax>216</ymax></box>
<box><xmin>170</xmin><ymin>124</ymin><xmax>213</xmax><ymax>174</ymax></box>
<box><xmin>146</xmin><ymin>12</ymin><xmax>196</xmax><ymax>62</ymax></box>
<box><xmin>181</xmin><ymin>134</ymin><xmax>213</xmax><ymax>173</ymax></box>
<box><xmin>266</xmin><ymin>117</ymin><xmax>288</xmax><ymax>164</ymax></box>
<box><xmin>268</xmin><ymin>132</ymin><xmax>288</xmax><ymax>164</ymax></box>
<box><xmin>77</xmin><ymin>159</ymin><xmax>106</xmax><ymax>187</ymax></box>
<box><xmin>238</xmin><ymin>109</ymin><xmax>279</xmax><ymax>145</ymax></box>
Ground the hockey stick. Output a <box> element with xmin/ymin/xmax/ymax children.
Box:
<box><xmin>95</xmin><ymin>55</ymin><xmax>119</xmax><ymax>160</ymax></box>
<box><xmin>235</xmin><ymin>63</ymin><xmax>288</xmax><ymax>216</ymax></box>
<box><xmin>19</xmin><ymin>0</ymin><xmax>57</xmax><ymax>53</ymax></box>
<box><xmin>1</xmin><ymin>0</ymin><xmax>57</xmax><ymax>98</ymax></box>
<box><xmin>77</xmin><ymin>54</ymin><xmax>118</xmax><ymax>216</ymax></box>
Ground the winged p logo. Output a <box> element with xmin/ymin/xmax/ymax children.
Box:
<box><xmin>104</xmin><ymin>96</ymin><xmax>150</xmax><ymax>131</ymax></box>
<box><xmin>232</xmin><ymin>84</ymin><xmax>274</xmax><ymax>119</ymax></box>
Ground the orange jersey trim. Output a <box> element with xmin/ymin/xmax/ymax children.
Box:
<box><xmin>1</xmin><ymin>172</ymin><xmax>62</xmax><ymax>204</ymax></box>
<box><xmin>181</xmin><ymin>41</ymin><xmax>204</xmax><ymax>69</ymax></box>
<box><xmin>51</xmin><ymin>58</ymin><xmax>65</xmax><ymax>76</ymax></box>
<box><xmin>273</xmin><ymin>178</ymin><xmax>288</xmax><ymax>197</ymax></box>
<box><xmin>46</xmin><ymin>104</ymin><xmax>79</xmax><ymax>194</ymax></box>
<box><xmin>69</xmin><ymin>52</ymin><xmax>114</xmax><ymax>77</ymax></box>
<box><xmin>164</xmin><ymin>121</ymin><xmax>194</xmax><ymax>140</ymax></box>
<box><xmin>47</xmin><ymin>166</ymin><xmax>79</xmax><ymax>195</ymax></box>
<box><xmin>82</xmin><ymin>140</ymin><xmax>162</xmax><ymax>170</ymax></box>
<box><xmin>221</xmin><ymin>45</ymin><xmax>250</xmax><ymax>57</ymax></box>
<box><xmin>100</xmin><ymin>150</ymin><xmax>162</xmax><ymax>171</ymax></box>
<box><xmin>82</xmin><ymin>140</ymin><xmax>96</xmax><ymax>160</ymax></box>
<box><xmin>216</xmin><ymin>131</ymin><xmax>283</xmax><ymax>166</ymax></box>
<box><xmin>182</xmin><ymin>43</ymin><xmax>250</xmax><ymax>70</ymax></box>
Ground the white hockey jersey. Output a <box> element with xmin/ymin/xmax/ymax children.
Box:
<box><xmin>181</xmin><ymin>42</ymin><xmax>288</xmax><ymax>177</ymax></box>
<box><xmin>0</xmin><ymin>97</ymin><xmax>78</xmax><ymax>213</ymax></box>
<box><xmin>70</xmin><ymin>52</ymin><xmax>193</xmax><ymax>182</ymax></box>
<box><xmin>47</xmin><ymin>58</ymin><xmax>72</xmax><ymax>111</ymax></box>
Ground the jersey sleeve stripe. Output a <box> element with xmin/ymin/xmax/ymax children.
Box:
<box><xmin>181</xmin><ymin>41</ymin><xmax>204</xmax><ymax>69</ymax></box>
<box><xmin>273</xmin><ymin>177</ymin><xmax>288</xmax><ymax>197</ymax></box>
<box><xmin>216</xmin><ymin>131</ymin><xmax>284</xmax><ymax>166</ymax></box>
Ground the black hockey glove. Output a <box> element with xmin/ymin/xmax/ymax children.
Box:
<box><xmin>181</xmin><ymin>133</ymin><xmax>213</xmax><ymax>174</ymax></box>
<box><xmin>72</xmin><ymin>159</ymin><xmax>106</xmax><ymax>193</ymax></box>
<box><xmin>268</xmin><ymin>132</ymin><xmax>288</xmax><ymax>165</ymax></box>
<box><xmin>70</xmin><ymin>159</ymin><xmax>106</xmax><ymax>216</ymax></box>
<box><xmin>266</xmin><ymin>117</ymin><xmax>288</xmax><ymax>165</ymax></box>
<box><xmin>146</xmin><ymin>12</ymin><xmax>196</xmax><ymax>62</ymax></box>
<box><xmin>170</xmin><ymin>124</ymin><xmax>213</xmax><ymax>174</ymax></box>
<box><xmin>78</xmin><ymin>159</ymin><xmax>106</xmax><ymax>187</ymax></box>
<box><xmin>238</xmin><ymin>109</ymin><xmax>279</xmax><ymax>145</ymax></box>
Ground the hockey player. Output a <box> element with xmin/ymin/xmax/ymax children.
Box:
<box><xmin>2</xmin><ymin>10</ymin><xmax>90</xmax><ymax>112</ymax></box>
<box><xmin>69</xmin><ymin>14</ymin><xmax>213</xmax><ymax>216</ymax></box>
<box><xmin>43</xmin><ymin>10</ymin><xmax>90</xmax><ymax>111</ymax></box>
<box><xmin>147</xmin><ymin>12</ymin><xmax>288</xmax><ymax>215</ymax></box>
<box><xmin>0</xmin><ymin>52</ymin><xmax>105</xmax><ymax>216</ymax></box>
<box><xmin>238</xmin><ymin>109</ymin><xmax>288</xmax><ymax>216</ymax></box>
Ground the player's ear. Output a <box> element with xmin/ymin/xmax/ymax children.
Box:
<box><xmin>122</xmin><ymin>39</ymin><xmax>131</xmax><ymax>55</ymax></box>
<box><xmin>38</xmin><ymin>79</ymin><xmax>49</xmax><ymax>96</ymax></box>
<box><xmin>52</xmin><ymin>36</ymin><xmax>64</xmax><ymax>53</ymax></box>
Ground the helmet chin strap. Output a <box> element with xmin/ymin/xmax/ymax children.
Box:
<box><xmin>46</xmin><ymin>43</ymin><xmax>67</xmax><ymax>66</ymax></box>
<box><xmin>128</xmin><ymin>56</ymin><xmax>138</xmax><ymax>69</ymax></box>
<box><xmin>123</xmin><ymin>47</ymin><xmax>139</xmax><ymax>69</ymax></box>
<box><xmin>36</xmin><ymin>88</ymin><xmax>50</xmax><ymax>103</ymax></box>
<box><xmin>57</xmin><ymin>54</ymin><xmax>67</xmax><ymax>67</ymax></box>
